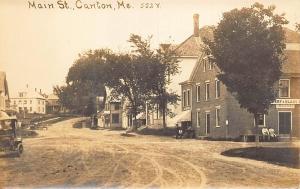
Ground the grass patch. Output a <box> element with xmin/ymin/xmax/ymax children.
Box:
<box><xmin>221</xmin><ymin>147</ymin><xmax>300</xmax><ymax>169</ymax></box>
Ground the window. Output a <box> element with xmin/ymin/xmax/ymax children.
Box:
<box><xmin>215</xmin><ymin>107</ymin><xmax>220</xmax><ymax>127</ymax></box>
<box><xmin>24</xmin><ymin>100</ymin><xmax>27</xmax><ymax>104</ymax></box>
<box><xmin>30</xmin><ymin>107</ymin><xmax>32</xmax><ymax>112</ymax></box>
<box><xmin>38</xmin><ymin>100</ymin><xmax>40</xmax><ymax>105</ymax></box>
<box><xmin>114</xmin><ymin>103</ymin><xmax>120</xmax><ymax>110</ymax></box>
<box><xmin>18</xmin><ymin>100</ymin><xmax>21</xmax><ymax>104</ymax></box>
<box><xmin>14</xmin><ymin>100</ymin><xmax>16</xmax><ymax>105</ymax></box>
<box><xmin>254</xmin><ymin>114</ymin><xmax>265</xmax><ymax>126</ymax></box>
<box><xmin>196</xmin><ymin>85</ymin><xmax>201</xmax><ymax>102</ymax></box>
<box><xmin>203</xmin><ymin>61</ymin><xmax>207</xmax><ymax>72</ymax></box>
<box><xmin>112</xmin><ymin>113</ymin><xmax>119</xmax><ymax>124</ymax></box>
<box><xmin>187</xmin><ymin>90</ymin><xmax>190</xmax><ymax>106</ymax></box>
<box><xmin>197</xmin><ymin>111</ymin><xmax>201</xmax><ymax>127</ymax></box>
<box><xmin>205</xmin><ymin>82</ymin><xmax>210</xmax><ymax>101</ymax></box>
<box><xmin>182</xmin><ymin>91</ymin><xmax>186</xmax><ymax>107</ymax></box>
<box><xmin>215</xmin><ymin>79</ymin><xmax>220</xmax><ymax>99</ymax></box>
<box><xmin>30</xmin><ymin>100</ymin><xmax>32</xmax><ymax>104</ymax></box>
<box><xmin>279</xmin><ymin>79</ymin><xmax>290</xmax><ymax>98</ymax></box>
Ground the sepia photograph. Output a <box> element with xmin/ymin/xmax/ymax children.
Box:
<box><xmin>0</xmin><ymin>0</ymin><xmax>299</xmax><ymax>188</ymax></box>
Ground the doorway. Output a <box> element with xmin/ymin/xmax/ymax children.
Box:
<box><xmin>206</xmin><ymin>113</ymin><xmax>210</xmax><ymax>134</ymax></box>
<box><xmin>278</xmin><ymin>112</ymin><xmax>292</xmax><ymax>134</ymax></box>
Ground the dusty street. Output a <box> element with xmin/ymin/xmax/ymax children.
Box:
<box><xmin>0</xmin><ymin>118</ymin><xmax>299</xmax><ymax>188</ymax></box>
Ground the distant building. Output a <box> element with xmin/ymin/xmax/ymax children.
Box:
<box><xmin>0</xmin><ymin>71</ymin><xmax>10</xmax><ymax>111</ymax></box>
<box><xmin>10</xmin><ymin>86</ymin><xmax>46</xmax><ymax>114</ymax></box>
<box><xmin>46</xmin><ymin>93</ymin><xmax>61</xmax><ymax>114</ymax></box>
<box><xmin>101</xmin><ymin>100</ymin><xmax>123</xmax><ymax>128</ymax></box>
<box><xmin>180</xmin><ymin>27</ymin><xmax>300</xmax><ymax>140</ymax></box>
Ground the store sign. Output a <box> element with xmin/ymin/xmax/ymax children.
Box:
<box><xmin>272</xmin><ymin>99</ymin><xmax>300</xmax><ymax>105</ymax></box>
<box><xmin>276</xmin><ymin>104</ymin><xmax>295</xmax><ymax>109</ymax></box>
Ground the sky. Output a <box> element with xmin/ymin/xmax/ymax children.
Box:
<box><xmin>1</xmin><ymin>0</ymin><xmax>300</xmax><ymax>96</ymax></box>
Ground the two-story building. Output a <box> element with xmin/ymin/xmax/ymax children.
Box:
<box><xmin>180</xmin><ymin>27</ymin><xmax>300</xmax><ymax>140</ymax></box>
<box><xmin>0</xmin><ymin>72</ymin><xmax>10</xmax><ymax>111</ymax></box>
<box><xmin>162</xmin><ymin>14</ymin><xmax>214</xmax><ymax>127</ymax></box>
<box><xmin>10</xmin><ymin>86</ymin><xmax>46</xmax><ymax>114</ymax></box>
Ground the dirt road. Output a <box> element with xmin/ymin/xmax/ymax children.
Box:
<box><xmin>0</xmin><ymin>118</ymin><xmax>299</xmax><ymax>188</ymax></box>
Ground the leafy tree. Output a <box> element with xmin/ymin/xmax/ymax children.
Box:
<box><xmin>203</xmin><ymin>3</ymin><xmax>288</xmax><ymax>142</ymax></box>
<box><xmin>105</xmin><ymin>34</ymin><xmax>179</xmax><ymax>129</ymax></box>
<box><xmin>54</xmin><ymin>50</ymin><xmax>109</xmax><ymax>115</ymax></box>
<box><xmin>105</xmin><ymin>53</ymin><xmax>150</xmax><ymax>130</ymax></box>
<box><xmin>128</xmin><ymin>34</ymin><xmax>179</xmax><ymax>128</ymax></box>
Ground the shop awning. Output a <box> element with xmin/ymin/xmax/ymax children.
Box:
<box><xmin>0</xmin><ymin>110</ymin><xmax>11</xmax><ymax>121</ymax></box>
<box><xmin>167</xmin><ymin>110</ymin><xmax>191</xmax><ymax>127</ymax></box>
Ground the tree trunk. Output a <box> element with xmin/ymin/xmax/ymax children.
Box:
<box><xmin>132</xmin><ymin>107</ymin><xmax>138</xmax><ymax>131</ymax></box>
<box><xmin>162</xmin><ymin>105</ymin><xmax>166</xmax><ymax>129</ymax></box>
<box><xmin>161</xmin><ymin>92</ymin><xmax>167</xmax><ymax>129</ymax></box>
<box><xmin>254</xmin><ymin>113</ymin><xmax>260</xmax><ymax>147</ymax></box>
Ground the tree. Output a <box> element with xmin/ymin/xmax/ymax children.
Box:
<box><xmin>203</xmin><ymin>3</ymin><xmax>288</xmax><ymax>142</ymax></box>
<box><xmin>54</xmin><ymin>50</ymin><xmax>109</xmax><ymax>115</ymax></box>
<box><xmin>104</xmin><ymin>34</ymin><xmax>179</xmax><ymax>129</ymax></box>
<box><xmin>127</xmin><ymin>34</ymin><xmax>180</xmax><ymax>128</ymax></box>
<box><xmin>105</xmin><ymin>53</ymin><xmax>151</xmax><ymax>130</ymax></box>
<box><xmin>153</xmin><ymin>44</ymin><xmax>180</xmax><ymax>128</ymax></box>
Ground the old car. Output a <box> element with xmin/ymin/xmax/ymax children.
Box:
<box><xmin>0</xmin><ymin>111</ymin><xmax>23</xmax><ymax>156</ymax></box>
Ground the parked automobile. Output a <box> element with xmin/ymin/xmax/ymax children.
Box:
<box><xmin>0</xmin><ymin>112</ymin><xmax>23</xmax><ymax>157</ymax></box>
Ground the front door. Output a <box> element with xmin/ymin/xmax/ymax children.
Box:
<box><xmin>206</xmin><ymin>113</ymin><xmax>210</xmax><ymax>134</ymax></box>
<box><xmin>279</xmin><ymin>112</ymin><xmax>292</xmax><ymax>134</ymax></box>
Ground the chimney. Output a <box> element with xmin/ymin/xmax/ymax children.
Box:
<box><xmin>193</xmin><ymin>14</ymin><xmax>199</xmax><ymax>37</ymax></box>
<box><xmin>40</xmin><ymin>89</ymin><xmax>42</xmax><ymax>93</ymax></box>
<box><xmin>35</xmin><ymin>88</ymin><xmax>37</xmax><ymax>92</ymax></box>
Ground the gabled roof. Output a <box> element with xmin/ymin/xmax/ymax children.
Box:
<box><xmin>0</xmin><ymin>71</ymin><xmax>9</xmax><ymax>97</ymax></box>
<box><xmin>284</xmin><ymin>28</ymin><xmax>300</xmax><ymax>43</ymax></box>
<box><xmin>175</xmin><ymin>26</ymin><xmax>214</xmax><ymax>57</ymax></box>
<box><xmin>11</xmin><ymin>88</ymin><xmax>46</xmax><ymax>99</ymax></box>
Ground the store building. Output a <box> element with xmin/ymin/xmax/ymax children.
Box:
<box><xmin>180</xmin><ymin>27</ymin><xmax>300</xmax><ymax>140</ymax></box>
